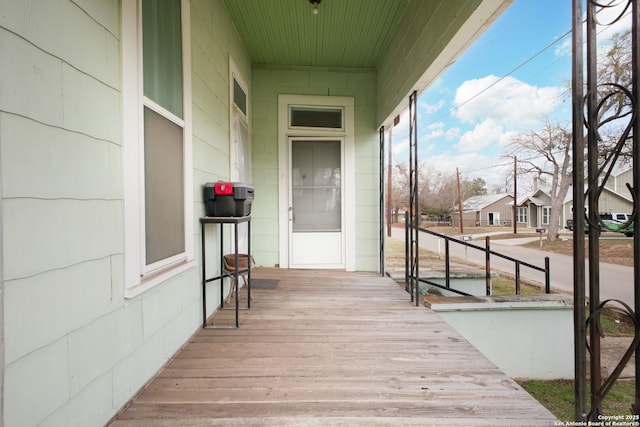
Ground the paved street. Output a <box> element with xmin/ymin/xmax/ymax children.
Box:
<box><xmin>390</xmin><ymin>227</ymin><xmax>635</xmax><ymax>307</ymax></box>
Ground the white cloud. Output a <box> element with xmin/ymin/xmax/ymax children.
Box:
<box><xmin>499</xmin><ymin>129</ymin><xmax>519</xmax><ymax>148</ymax></box>
<box><xmin>392</xmin><ymin>137</ymin><xmax>409</xmax><ymax>156</ymax></box>
<box><xmin>595</xmin><ymin>2</ymin><xmax>631</xmax><ymax>39</ymax></box>
<box><xmin>555</xmin><ymin>5</ymin><xmax>630</xmax><ymax>59</ymax></box>
<box><xmin>445</xmin><ymin>127</ymin><xmax>461</xmax><ymax>140</ymax></box>
<box><xmin>555</xmin><ymin>37</ymin><xmax>571</xmax><ymax>58</ymax></box>
<box><xmin>454</xmin><ymin>119</ymin><xmax>504</xmax><ymax>152</ymax></box>
<box><xmin>423</xmin><ymin>122</ymin><xmax>445</xmax><ymax>141</ymax></box>
<box><xmin>452</xmin><ymin>75</ymin><xmax>563</xmax><ymax>130</ymax></box>
<box><xmin>420</xmin><ymin>99</ymin><xmax>446</xmax><ymax>115</ymax></box>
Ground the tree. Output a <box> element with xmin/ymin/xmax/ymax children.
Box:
<box><xmin>466</xmin><ymin>177</ymin><xmax>487</xmax><ymax>197</ymax></box>
<box><xmin>389</xmin><ymin>163</ymin><xmax>488</xmax><ymax>223</ymax></box>
<box><xmin>501</xmin><ymin>30</ymin><xmax>632</xmax><ymax>241</ymax></box>
<box><xmin>506</xmin><ymin>120</ymin><xmax>573</xmax><ymax>241</ymax></box>
<box><xmin>390</xmin><ymin>161</ymin><xmax>433</xmax><ymax>223</ymax></box>
<box><xmin>595</xmin><ymin>29</ymin><xmax>634</xmax><ymax>165</ymax></box>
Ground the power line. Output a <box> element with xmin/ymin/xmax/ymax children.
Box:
<box><xmin>390</xmin><ymin>6</ymin><xmax>630</xmax><ymax>181</ymax></box>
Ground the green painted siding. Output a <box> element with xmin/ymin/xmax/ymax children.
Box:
<box><xmin>252</xmin><ymin>66</ymin><xmax>380</xmax><ymax>271</ymax></box>
<box><xmin>0</xmin><ymin>0</ymin><xmax>249</xmax><ymax>424</ymax></box>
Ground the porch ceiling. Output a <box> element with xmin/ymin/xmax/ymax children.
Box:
<box><xmin>223</xmin><ymin>0</ymin><xmax>410</xmax><ymax>68</ymax></box>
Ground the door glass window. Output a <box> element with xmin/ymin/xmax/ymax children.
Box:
<box><xmin>292</xmin><ymin>140</ymin><xmax>341</xmax><ymax>231</ymax></box>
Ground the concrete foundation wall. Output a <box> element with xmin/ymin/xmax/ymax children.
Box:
<box><xmin>425</xmin><ymin>294</ymin><xmax>574</xmax><ymax>379</ymax></box>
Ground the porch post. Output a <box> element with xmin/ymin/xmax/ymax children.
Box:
<box><xmin>379</xmin><ymin>126</ymin><xmax>385</xmax><ymax>277</ymax></box>
<box><xmin>571</xmin><ymin>0</ymin><xmax>587</xmax><ymax>420</ymax></box>
<box><xmin>631</xmin><ymin>0</ymin><xmax>640</xmax><ymax>413</ymax></box>
<box><xmin>408</xmin><ymin>90</ymin><xmax>419</xmax><ymax>306</ymax></box>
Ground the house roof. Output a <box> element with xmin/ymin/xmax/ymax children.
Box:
<box><xmin>516</xmin><ymin>188</ymin><xmax>549</xmax><ymax>206</ymax></box>
<box><xmin>462</xmin><ymin>194</ymin><xmax>512</xmax><ymax>212</ymax></box>
<box><xmin>563</xmin><ymin>184</ymin><xmax>634</xmax><ymax>205</ymax></box>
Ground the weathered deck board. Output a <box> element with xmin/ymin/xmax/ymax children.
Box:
<box><xmin>111</xmin><ymin>268</ymin><xmax>557</xmax><ymax>426</ymax></box>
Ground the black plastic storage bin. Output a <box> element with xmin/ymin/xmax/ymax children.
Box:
<box><xmin>203</xmin><ymin>182</ymin><xmax>254</xmax><ymax>217</ymax></box>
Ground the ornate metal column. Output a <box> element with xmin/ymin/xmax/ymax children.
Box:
<box><xmin>573</xmin><ymin>0</ymin><xmax>640</xmax><ymax>420</ymax></box>
<box><xmin>408</xmin><ymin>90</ymin><xmax>419</xmax><ymax>305</ymax></box>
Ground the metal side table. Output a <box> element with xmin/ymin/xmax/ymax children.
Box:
<box><xmin>200</xmin><ymin>215</ymin><xmax>251</xmax><ymax>328</ymax></box>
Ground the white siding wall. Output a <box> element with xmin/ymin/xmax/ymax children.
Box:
<box><xmin>0</xmin><ymin>0</ymin><xmax>249</xmax><ymax>425</ymax></box>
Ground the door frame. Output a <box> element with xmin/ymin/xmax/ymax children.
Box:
<box><xmin>278</xmin><ymin>94</ymin><xmax>355</xmax><ymax>270</ymax></box>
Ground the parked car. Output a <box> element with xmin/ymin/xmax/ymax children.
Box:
<box><xmin>565</xmin><ymin>213</ymin><xmax>633</xmax><ymax>236</ymax></box>
<box><xmin>600</xmin><ymin>212</ymin><xmax>634</xmax><ymax>237</ymax></box>
<box><xmin>565</xmin><ymin>219</ymin><xmax>574</xmax><ymax>231</ymax></box>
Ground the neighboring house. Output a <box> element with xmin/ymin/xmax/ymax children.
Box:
<box><xmin>563</xmin><ymin>167</ymin><xmax>634</xmax><ymax>226</ymax></box>
<box><xmin>0</xmin><ymin>0</ymin><xmax>512</xmax><ymax>425</ymax></box>
<box><xmin>515</xmin><ymin>188</ymin><xmax>553</xmax><ymax>229</ymax></box>
<box><xmin>452</xmin><ymin>194</ymin><xmax>514</xmax><ymax>227</ymax></box>
<box><xmin>514</xmin><ymin>168</ymin><xmax>634</xmax><ymax>231</ymax></box>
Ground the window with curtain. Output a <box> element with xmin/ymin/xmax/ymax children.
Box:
<box><xmin>230</xmin><ymin>65</ymin><xmax>251</xmax><ymax>253</ymax></box>
<box><xmin>517</xmin><ymin>207</ymin><xmax>528</xmax><ymax>223</ymax></box>
<box><xmin>231</xmin><ymin>74</ymin><xmax>250</xmax><ymax>184</ymax></box>
<box><xmin>542</xmin><ymin>206</ymin><xmax>551</xmax><ymax>225</ymax></box>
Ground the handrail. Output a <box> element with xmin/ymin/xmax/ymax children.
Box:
<box><xmin>418</xmin><ymin>226</ymin><xmax>547</xmax><ymax>273</ymax></box>
<box><xmin>405</xmin><ymin>222</ymin><xmax>551</xmax><ymax>296</ymax></box>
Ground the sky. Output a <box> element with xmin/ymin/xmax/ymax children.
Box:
<box><xmin>390</xmin><ymin>0</ymin><xmax>631</xmax><ymax>193</ymax></box>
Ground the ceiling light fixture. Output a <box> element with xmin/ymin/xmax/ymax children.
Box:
<box><xmin>309</xmin><ymin>0</ymin><xmax>321</xmax><ymax>15</ymax></box>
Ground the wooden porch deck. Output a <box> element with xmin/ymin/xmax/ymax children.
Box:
<box><xmin>111</xmin><ymin>268</ymin><xmax>558</xmax><ymax>426</ymax></box>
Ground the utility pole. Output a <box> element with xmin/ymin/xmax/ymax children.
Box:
<box><xmin>386</xmin><ymin>115</ymin><xmax>399</xmax><ymax>236</ymax></box>
<box><xmin>513</xmin><ymin>156</ymin><xmax>517</xmax><ymax>234</ymax></box>
<box><xmin>456</xmin><ymin>167</ymin><xmax>464</xmax><ymax>234</ymax></box>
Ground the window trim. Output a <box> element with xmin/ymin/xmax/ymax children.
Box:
<box><xmin>122</xmin><ymin>0</ymin><xmax>194</xmax><ymax>298</ymax></box>
<box><xmin>229</xmin><ymin>58</ymin><xmax>250</xmax><ymax>183</ymax></box>
<box><xmin>230</xmin><ymin>59</ymin><xmax>249</xmax><ymax>123</ymax></box>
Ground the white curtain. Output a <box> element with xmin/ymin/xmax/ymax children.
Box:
<box><xmin>231</xmin><ymin>107</ymin><xmax>251</xmax><ymax>254</ymax></box>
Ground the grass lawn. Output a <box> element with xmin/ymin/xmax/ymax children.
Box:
<box><xmin>519</xmin><ymin>379</ymin><xmax>636</xmax><ymax>422</ymax></box>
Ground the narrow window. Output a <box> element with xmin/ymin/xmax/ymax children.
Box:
<box><xmin>542</xmin><ymin>207</ymin><xmax>551</xmax><ymax>225</ymax></box>
<box><xmin>122</xmin><ymin>0</ymin><xmax>192</xmax><ymax>293</ymax></box>
<box><xmin>517</xmin><ymin>207</ymin><xmax>528</xmax><ymax>223</ymax></box>
<box><xmin>290</xmin><ymin>106</ymin><xmax>343</xmax><ymax>130</ymax></box>
<box><xmin>142</xmin><ymin>0</ymin><xmax>186</xmax><ymax>271</ymax></box>
<box><xmin>230</xmin><ymin>71</ymin><xmax>250</xmax><ymax>183</ymax></box>
<box><xmin>230</xmin><ymin>62</ymin><xmax>251</xmax><ymax>253</ymax></box>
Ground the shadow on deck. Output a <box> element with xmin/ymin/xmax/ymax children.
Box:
<box><xmin>111</xmin><ymin>268</ymin><xmax>557</xmax><ymax>426</ymax></box>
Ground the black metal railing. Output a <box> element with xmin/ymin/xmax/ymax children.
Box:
<box><xmin>404</xmin><ymin>215</ymin><xmax>551</xmax><ymax>297</ymax></box>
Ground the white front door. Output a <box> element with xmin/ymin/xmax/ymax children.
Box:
<box><xmin>289</xmin><ymin>138</ymin><xmax>345</xmax><ymax>268</ymax></box>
